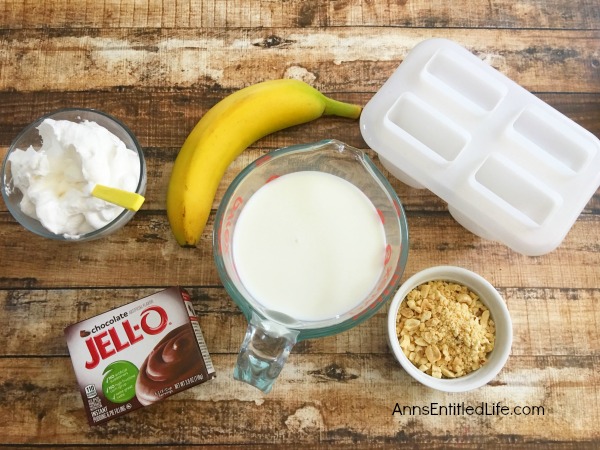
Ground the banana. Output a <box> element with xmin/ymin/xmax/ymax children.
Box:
<box><xmin>166</xmin><ymin>78</ymin><xmax>362</xmax><ymax>247</ymax></box>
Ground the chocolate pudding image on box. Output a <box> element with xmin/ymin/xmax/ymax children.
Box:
<box><xmin>136</xmin><ymin>324</ymin><xmax>210</xmax><ymax>405</ymax></box>
<box><xmin>64</xmin><ymin>287</ymin><xmax>215</xmax><ymax>426</ymax></box>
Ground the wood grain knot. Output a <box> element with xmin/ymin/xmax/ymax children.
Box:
<box><xmin>308</xmin><ymin>363</ymin><xmax>359</xmax><ymax>382</ymax></box>
<box><xmin>253</xmin><ymin>35</ymin><xmax>295</xmax><ymax>49</ymax></box>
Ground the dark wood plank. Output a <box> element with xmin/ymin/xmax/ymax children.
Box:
<box><xmin>0</xmin><ymin>91</ymin><xmax>598</xmax><ymax>149</ymax></box>
<box><xmin>0</xmin><ymin>29</ymin><xmax>598</xmax><ymax>93</ymax></box>
<box><xmin>2</xmin><ymin>0</ymin><xmax>599</xmax><ymax>30</ymax></box>
<box><xmin>0</xmin><ymin>211</ymin><xmax>598</xmax><ymax>289</ymax></box>
<box><xmin>1</xmin><ymin>91</ymin><xmax>598</xmax><ymax>216</ymax></box>
<box><xmin>0</xmin><ymin>286</ymin><xmax>597</xmax><ymax>357</ymax></box>
<box><xmin>0</xmin><ymin>355</ymin><xmax>597</xmax><ymax>445</ymax></box>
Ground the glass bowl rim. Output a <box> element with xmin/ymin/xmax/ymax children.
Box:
<box><xmin>1</xmin><ymin>107</ymin><xmax>146</xmax><ymax>241</ymax></box>
<box><xmin>213</xmin><ymin>139</ymin><xmax>410</xmax><ymax>340</ymax></box>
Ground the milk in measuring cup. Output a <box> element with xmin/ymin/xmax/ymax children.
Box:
<box><xmin>232</xmin><ymin>171</ymin><xmax>386</xmax><ymax>322</ymax></box>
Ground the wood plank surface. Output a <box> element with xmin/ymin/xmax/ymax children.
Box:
<box><xmin>0</xmin><ymin>0</ymin><xmax>599</xmax><ymax>448</ymax></box>
<box><xmin>2</xmin><ymin>0</ymin><xmax>599</xmax><ymax>29</ymax></box>
<box><xmin>0</xmin><ymin>28</ymin><xmax>599</xmax><ymax>93</ymax></box>
<box><xmin>1</xmin><ymin>210</ymin><xmax>599</xmax><ymax>289</ymax></box>
<box><xmin>1</xmin><ymin>355</ymin><xmax>598</xmax><ymax>445</ymax></box>
<box><xmin>1</xmin><ymin>286</ymin><xmax>598</xmax><ymax>356</ymax></box>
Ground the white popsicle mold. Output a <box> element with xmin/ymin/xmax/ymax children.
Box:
<box><xmin>360</xmin><ymin>38</ymin><xmax>600</xmax><ymax>256</ymax></box>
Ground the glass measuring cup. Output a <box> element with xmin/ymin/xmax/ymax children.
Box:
<box><xmin>213</xmin><ymin>139</ymin><xmax>409</xmax><ymax>393</ymax></box>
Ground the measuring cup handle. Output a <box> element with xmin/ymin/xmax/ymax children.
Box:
<box><xmin>234</xmin><ymin>312</ymin><xmax>300</xmax><ymax>393</ymax></box>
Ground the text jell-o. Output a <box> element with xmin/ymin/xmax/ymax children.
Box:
<box><xmin>64</xmin><ymin>287</ymin><xmax>216</xmax><ymax>426</ymax></box>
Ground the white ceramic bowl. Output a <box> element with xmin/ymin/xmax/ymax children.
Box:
<box><xmin>387</xmin><ymin>266</ymin><xmax>512</xmax><ymax>392</ymax></box>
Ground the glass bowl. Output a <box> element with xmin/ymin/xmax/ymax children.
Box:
<box><xmin>387</xmin><ymin>265</ymin><xmax>512</xmax><ymax>392</ymax></box>
<box><xmin>214</xmin><ymin>139</ymin><xmax>410</xmax><ymax>339</ymax></box>
<box><xmin>213</xmin><ymin>139</ymin><xmax>410</xmax><ymax>393</ymax></box>
<box><xmin>1</xmin><ymin>108</ymin><xmax>146</xmax><ymax>241</ymax></box>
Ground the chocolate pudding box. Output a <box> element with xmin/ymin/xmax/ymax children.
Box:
<box><xmin>64</xmin><ymin>287</ymin><xmax>216</xmax><ymax>426</ymax></box>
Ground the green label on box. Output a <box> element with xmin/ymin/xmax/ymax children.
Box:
<box><xmin>102</xmin><ymin>360</ymin><xmax>138</xmax><ymax>403</ymax></box>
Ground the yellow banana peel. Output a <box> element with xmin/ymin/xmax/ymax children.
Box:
<box><xmin>166</xmin><ymin>78</ymin><xmax>362</xmax><ymax>247</ymax></box>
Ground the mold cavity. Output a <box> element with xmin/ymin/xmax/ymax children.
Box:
<box><xmin>475</xmin><ymin>154</ymin><xmax>559</xmax><ymax>226</ymax></box>
<box><xmin>425</xmin><ymin>50</ymin><xmax>506</xmax><ymax>113</ymax></box>
<box><xmin>513</xmin><ymin>107</ymin><xmax>594</xmax><ymax>173</ymax></box>
<box><xmin>385</xmin><ymin>93</ymin><xmax>469</xmax><ymax>162</ymax></box>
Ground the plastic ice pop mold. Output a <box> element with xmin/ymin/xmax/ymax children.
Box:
<box><xmin>360</xmin><ymin>38</ymin><xmax>600</xmax><ymax>256</ymax></box>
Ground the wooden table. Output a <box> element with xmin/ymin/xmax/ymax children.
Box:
<box><xmin>1</xmin><ymin>1</ymin><xmax>599</xmax><ymax>447</ymax></box>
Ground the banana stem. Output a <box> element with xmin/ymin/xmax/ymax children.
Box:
<box><xmin>322</xmin><ymin>96</ymin><xmax>362</xmax><ymax>119</ymax></box>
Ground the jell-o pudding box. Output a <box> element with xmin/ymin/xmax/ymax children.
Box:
<box><xmin>64</xmin><ymin>287</ymin><xmax>215</xmax><ymax>426</ymax></box>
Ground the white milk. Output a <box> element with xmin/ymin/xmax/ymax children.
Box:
<box><xmin>232</xmin><ymin>171</ymin><xmax>386</xmax><ymax>322</ymax></box>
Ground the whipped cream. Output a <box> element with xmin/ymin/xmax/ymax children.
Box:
<box><xmin>8</xmin><ymin>118</ymin><xmax>140</xmax><ymax>238</ymax></box>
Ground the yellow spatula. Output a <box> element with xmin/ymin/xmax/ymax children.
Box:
<box><xmin>91</xmin><ymin>184</ymin><xmax>145</xmax><ymax>211</ymax></box>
